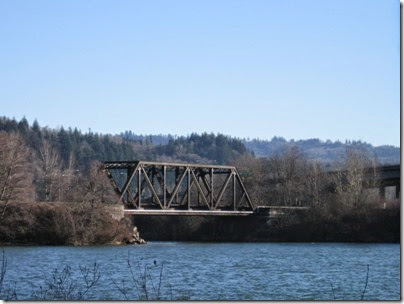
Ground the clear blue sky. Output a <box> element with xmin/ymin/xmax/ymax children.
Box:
<box><xmin>0</xmin><ymin>0</ymin><xmax>400</xmax><ymax>146</ymax></box>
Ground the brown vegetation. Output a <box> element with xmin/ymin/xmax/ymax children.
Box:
<box><xmin>0</xmin><ymin>131</ymin><xmax>132</xmax><ymax>245</ymax></box>
<box><xmin>234</xmin><ymin>146</ymin><xmax>383</xmax><ymax>210</ymax></box>
<box><xmin>0</xmin><ymin>132</ymin><xmax>34</xmax><ymax>218</ymax></box>
<box><xmin>0</xmin><ymin>201</ymin><xmax>133</xmax><ymax>245</ymax></box>
<box><xmin>231</xmin><ymin>146</ymin><xmax>399</xmax><ymax>243</ymax></box>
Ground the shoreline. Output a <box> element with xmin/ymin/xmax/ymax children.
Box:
<box><xmin>0</xmin><ymin>239</ymin><xmax>399</xmax><ymax>246</ymax></box>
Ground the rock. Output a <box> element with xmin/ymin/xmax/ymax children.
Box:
<box><xmin>127</xmin><ymin>226</ymin><xmax>147</xmax><ymax>244</ymax></box>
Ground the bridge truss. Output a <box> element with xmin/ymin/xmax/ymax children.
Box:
<box><xmin>104</xmin><ymin>161</ymin><xmax>255</xmax><ymax>212</ymax></box>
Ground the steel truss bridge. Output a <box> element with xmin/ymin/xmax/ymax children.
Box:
<box><xmin>104</xmin><ymin>161</ymin><xmax>255</xmax><ymax>216</ymax></box>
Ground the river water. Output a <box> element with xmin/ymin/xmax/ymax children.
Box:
<box><xmin>1</xmin><ymin>242</ymin><xmax>400</xmax><ymax>300</ymax></box>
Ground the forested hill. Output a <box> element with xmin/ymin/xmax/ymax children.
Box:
<box><xmin>121</xmin><ymin>131</ymin><xmax>400</xmax><ymax>165</ymax></box>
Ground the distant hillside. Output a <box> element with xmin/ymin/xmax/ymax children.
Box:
<box><xmin>242</xmin><ymin>137</ymin><xmax>400</xmax><ymax>165</ymax></box>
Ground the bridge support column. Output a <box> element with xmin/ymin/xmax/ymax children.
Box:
<box><xmin>163</xmin><ymin>166</ymin><xmax>167</xmax><ymax>208</ymax></box>
<box><xmin>138</xmin><ymin>169</ymin><xmax>142</xmax><ymax>208</ymax></box>
<box><xmin>187</xmin><ymin>169</ymin><xmax>191</xmax><ymax>210</ymax></box>
<box><xmin>197</xmin><ymin>175</ymin><xmax>200</xmax><ymax>206</ymax></box>
<box><xmin>233</xmin><ymin>173</ymin><xmax>236</xmax><ymax>211</ymax></box>
<box><xmin>396</xmin><ymin>183</ymin><xmax>400</xmax><ymax>199</ymax></box>
<box><xmin>379</xmin><ymin>186</ymin><xmax>385</xmax><ymax>199</ymax></box>
<box><xmin>210</xmin><ymin>168</ymin><xmax>214</xmax><ymax>207</ymax></box>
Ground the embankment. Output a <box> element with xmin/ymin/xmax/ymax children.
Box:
<box><xmin>131</xmin><ymin>208</ymin><xmax>400</xmax><ymax>243</ymax></box>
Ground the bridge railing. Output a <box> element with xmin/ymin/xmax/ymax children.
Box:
<box><xmin>104</xmin><ymin>161</ymin><xmax>255</xmax><ymax>212</ymax></box>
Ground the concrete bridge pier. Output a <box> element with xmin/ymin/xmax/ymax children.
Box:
<box><xmin>379</xmin><ymin>186</ymin><xmax>385</xmax><ymax>199</ymax></box>
<box><xmin>377</xmin><ymin>165</ymin><xmax>400</xmax><ymax>200</ymax></box>
<box><xmin>379</xmin><ymin>183</ymin><xmax>400</xmax><ymax>200</ymax></box>
<box><xmin>395</xmin><ymin>183</ymin><xmax>400</xmax><ymax>199</ymax></box>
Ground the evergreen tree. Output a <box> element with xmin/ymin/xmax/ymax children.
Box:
<box><xmin>17</xmin><ymin>117</ymin><xmax>29</xmax><ymax>136</ymax></box>
<box><xmin>57</xmin><ymin>127</ymin><xmax>72</xmax><ymax>167</ymax></box>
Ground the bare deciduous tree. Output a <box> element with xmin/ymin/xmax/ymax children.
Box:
<box><xmin>0</xmin><ymin>132</ymin><xmax>34</xmax><ymax>216</ymax></box>
<box><xmin>82</xmin><ymin>161</ymin><xmax>118</xmax><ymax>206</ymax></box>
<box><xmin>57</xmin><ymin>152</ymin><xmax>82</xmax><ymax>202</ymax></box>
<box><xmin>304</xmin><ymin>161</ymin><xmax>331</xmax><ymax>208</ymax></box>
<box><xmin>267</xmin><ymin>147</ymin><xmax>308</xmax><ymax>206</ymax></box>
<box><xmin>232</xmin><ymin>154</ymin><xmax>269</xmax><ymax>205</ymax></box>
<box><xmin>35</xmin><ymin>139</ymin><xmax>61</xmax><ymax>202</ymax></box>
<box><xmin>333</xmin><ymin>148</ymin><xmax>380</xmax><ymax>210</ymax></box>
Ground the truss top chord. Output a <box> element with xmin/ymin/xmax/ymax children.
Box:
<box><xmin>103</xmin><ymin>160</ymin><xmax>237</xmax><ymax>170</ymax></box>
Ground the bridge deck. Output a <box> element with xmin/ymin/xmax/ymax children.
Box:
<box><xmin>124</xmin><ymin>209</ymin><xmax>254</xmax><ymax>216</ymax></box>
<box><xmin>123</xmin><ymin>206</ymin><xmax>310</xmax><ymax>216</ymax></box>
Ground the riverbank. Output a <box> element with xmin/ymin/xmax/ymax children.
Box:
<box><xmin>0</xmin><ymin>202</ymin><xmax>137</xmax><ymax>246</ymax></box>
<box><xmin>131</xmin><ymin>207</ymin><xmax>400</xmax><ymax>243</ymax></box>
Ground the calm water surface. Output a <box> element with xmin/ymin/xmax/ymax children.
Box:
<box><xmin>2</xmin><ymin>242</ymin><xmax>400</xmax><ymax>300</ymax></box>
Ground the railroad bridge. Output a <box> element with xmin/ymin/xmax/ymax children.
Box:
<box><xmin>104</xmin><ymin>161</ymin><xmax>257</xmax><ymax>216</ymax></box>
